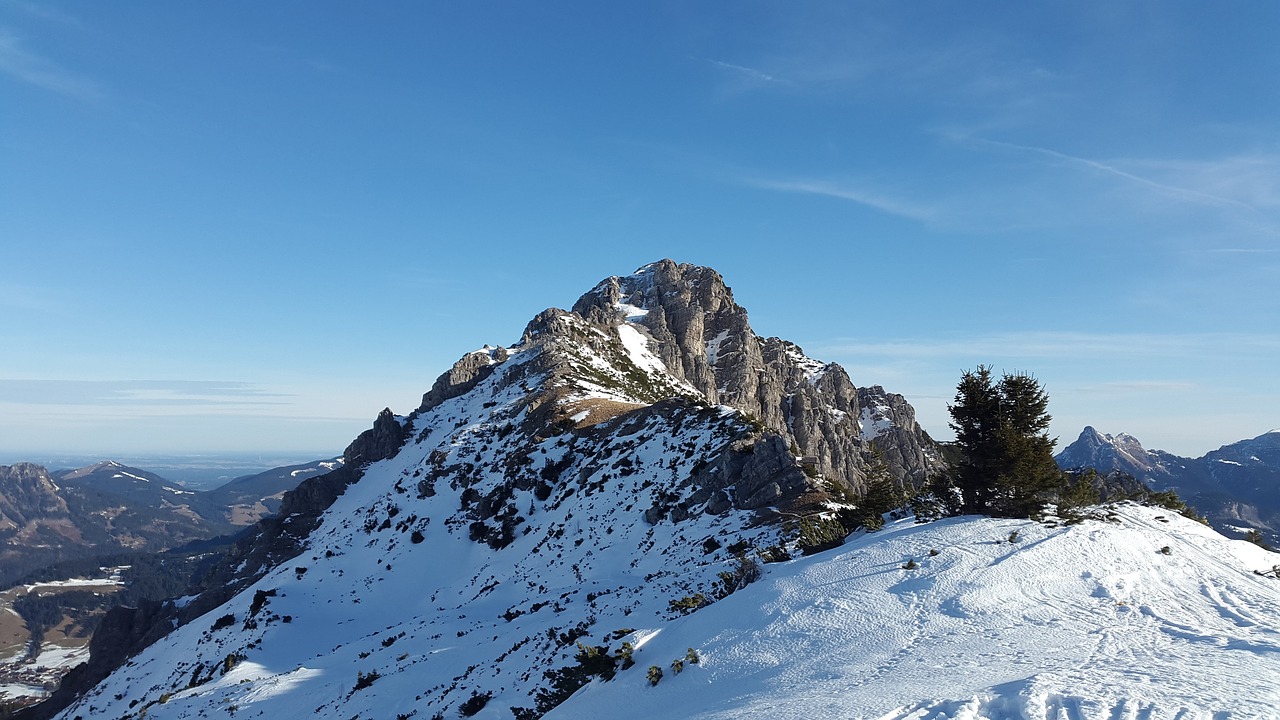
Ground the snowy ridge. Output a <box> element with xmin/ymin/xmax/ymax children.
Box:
<box><xmin>54</xmin><ymin>261</ymin><xmax>1226</xmax><ymax>720</ymax></box>
<box><xmin>551</xmin><ymin>504</ymin><xmax>1280</xmax><ymax>719</ymax></box>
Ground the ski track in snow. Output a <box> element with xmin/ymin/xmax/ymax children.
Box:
<box><xmin>550</xmin><ymin>509</ymin><xmax>1280</xmax><ymax>720</ymax></box>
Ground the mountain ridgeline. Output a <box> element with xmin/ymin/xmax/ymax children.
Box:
<box><xmin>0</xmin><ymin>459</ymin><xmax>342</xmax><ymax>590</ymax></box>
<box><xmin>1057</xmin><ymin>426</ymin><xmax>1280</xmax><ymax>541</ymax></box>
<box><xmin>27</xmin><ymin>260</ymin><xmax>943</xmax><ymax>720</ymax></box>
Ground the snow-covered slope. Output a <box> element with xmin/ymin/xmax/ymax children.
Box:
<box><xmin>54</xmin><ymin>502</ymin><xmax>1280</xmax><ymax>719</ymax></box>
<box><xmin>552</xmin><ymin>504</ymin><xmax>1280</xmax><ymax>719</ymax></box>
<box><xmin>53</xmin><ymin>395</ymin><xmax>787</xmax><ymax>719</ymax></box>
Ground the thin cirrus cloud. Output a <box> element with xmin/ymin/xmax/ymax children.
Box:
<box><xmin>0</xmin><ymin>379</ymin><xmax>290</xmax><ymax>407</ymax></box>
<box><xmin>965</xmin><ymin>137</ymin><xmax>1262</xmax><ymax>213</ymax></box>
<box><xmin>739</xmin><ymin>176</ymin><xmax>937</xmax><ymax>224</ymax></box>
<box><xmin>702</xmin><ymin>58</ymin><xmax>783</xmax><ymax>85</ymax></box>
<box><xmin>0</xmin><ymin>28</ymin><xmax>101</xmax><ymax>100</ymax></box>
<box><xmin>1074</xmin><ymin>380</ymin><xmax>1197</xmax><ymax>394</ymax></box>
<box><xmin>736</xmin><ymin>141</ymin><xmax>1280</xmax><ymax>242</ymax></box>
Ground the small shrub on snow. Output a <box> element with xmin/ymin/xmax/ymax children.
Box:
<box><xmin>1246</xmin><ymin>529</ymin><xmax>1275</xmax><ymax>551</ymax></box>
<box><xmin>907</xmin><ymin>491</ymin><xmax>945</xmax><ymax>523</ymax></box>
<box><xmin>668</xmin><ymin>593</ymin><xmax>708</xmax><ymax>614</ymax></box>
<box><xmin>352</xmin><ymin>669</ymin><xmax>380</xmax><ymax>692</ymax></box>
<box><xmin>715</xmin><ymin>553</ymin><xmax>761</xmax><ymax>599</ymax></box>
<box><xmin>796</xmin><ymin>515</ymin><xmax>847</xmax><ymax>555</ymax></box>
<box><xmin>615</xmin><ymin>641</ymin><xmax>635</xmax><ymax>670</ymax></box>
<box><xmin>458</xmin><ymin>690</ymin><xmax>492</xmax><ymax>717</ymax></box>
<box><xmin>647</xmin><ymin>665</ymin><xmax>663</xmax><ymax>686</ymax></box>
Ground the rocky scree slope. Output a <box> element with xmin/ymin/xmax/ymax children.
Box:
<box><xmin>39</xmin><ymin>261</ymin><xmax>939</xmax><ymax>720</ymax></box>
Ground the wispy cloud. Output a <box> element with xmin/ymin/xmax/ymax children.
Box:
<box><xmin>2</xmin><ymin>1</ymin><xmax>83</xmax><ymax>26</ymax></box>
<box><xmin>1126</xmin><ymin>154</ymin><xmax>1280</xmax><ymax>211</ymax></box>
<box><xmin>1074</xmin><ymin>380</ymin><xmax>1197</xmax><ymax>393</ymax></box>
<box><xmin>0</xmin><ymin>379</ymin><xmax>290</xmax><ymax>407</ymax></box>
<box><xmin>0</xmin><ymin>282</ymin><xmax>63</xmax><ymax>314</ymax></box>
<box><xmin>702</xmin><ymin>58</ymin><xmax>783</xmax><ymax>85</ymax></box>
<box><xmin>0</xmin><ymin>28</ymin><xmax>101</xmax><ymax>100</ymax></box>
<box><xmin>966</xmin><ymin>137</ymin><xmax>1266</xmax><ymax>214</ymax></box>
<box><xmin>740</xmin><ymin>176</ymin><xmax>936</xmax><ymax>223</ymax></box>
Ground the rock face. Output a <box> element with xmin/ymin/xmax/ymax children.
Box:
<box><xmin>572</xmin><ymin>260</ymin><xmax>941</xmax><ymax>494</ymax></box>
<box><xmin>0</xmin><ymin>463</ymin><xmax>69</xmax><ymax>531</ymax></box>
<box><xmin>0</xmin><ymin>463</ymin><xmax>76</xmax><ymax>586</ymax></box>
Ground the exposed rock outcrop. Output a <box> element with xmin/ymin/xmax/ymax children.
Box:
<box><xmin>0</xmin><ymin>463</ymin><xmax>69</xmax><ymax>531</ymax></box>
<box><xmin>573</xmin><ymin>259</ymin><xmax>941</xmax><ymax>494</ymax></box>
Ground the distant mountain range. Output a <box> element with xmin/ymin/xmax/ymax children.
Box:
<box><xmin>1056</xmin><ymin>427</ymin><xmax>1280</xmax><ymax>541</ymax></box>
<box><xmin>0</xmin><ymin>458</ymin><xmax>341</xmax><ymax>588</ymax></box>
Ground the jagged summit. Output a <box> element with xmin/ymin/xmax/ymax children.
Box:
<box><xmin>422</xmin><ymin>260</ymin><xmax>939</xmax><ymax>498</ymax></box>
<box><xmin>1057</xmin><ymin>426</ymin><xmax>1160</xmax><ymax>477</ymax></box>
<box><xmin>1056</xmin><ymin>426</ymin><xmax>1280</xmax><ymax>545</ymax></box>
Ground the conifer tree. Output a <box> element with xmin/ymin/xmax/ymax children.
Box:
<box><xmin>991</xmin><ymin>371</ymin><xmax>1061</xmax><ymax>516</ymax></box>
<box><xmin>936</xmin><ymin>366</ymin><xmax>1063</xmax><ymax>518</ymax></box>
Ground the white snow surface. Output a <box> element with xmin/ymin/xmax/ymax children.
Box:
<box><xmin>705</xmin><ymin>329</ymin><xmax>731</xmax><ymax>365</ymax></box>
<box><xmin>783</xmin><ymin>344</ymin><xmax>826</xmax><ymax>383</ymax></box>
<box><xmin>616</xmin><ymin>302</ymin><xmax>649</xmax><ymax>321</ymax></box>
<box><xmin>859</xmin><ymin>403</ymin><xmax>895</xmax><ymax>441</ymax></box>
<box><xmin>616</xmin><ymin>323</ymin><xmax>666</xmax><ymax>375</ymax></box>
<box><xmin>553</xmin><ymin>505</ymin><xmax>1280</xmax><ymax>719</ymax></box>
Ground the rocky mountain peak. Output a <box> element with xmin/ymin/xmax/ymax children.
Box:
<box><xmin>568</xmin><ymin>260</ymin><xmax>940</xmax><ymax>492</ymax></box>
<box><xmin>1058</xmin><ymin>426</ymin><xmax>1158</xmax><ymax>474</ymax></box>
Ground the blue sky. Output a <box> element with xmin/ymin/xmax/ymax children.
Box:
<box><xmin>1</xmin><ymin>1</ymin><xmax>1276</xmax><ymax>460</ymax></box>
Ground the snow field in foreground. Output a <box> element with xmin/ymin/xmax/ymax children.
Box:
<box><xmin>551</xmin><ymin>505</ymin><xmax>1280</xmax><ymax>720</ymax></box>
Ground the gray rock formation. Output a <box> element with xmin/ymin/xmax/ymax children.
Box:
<box><xmin>0</xmin><ymin>462</ymin><xmax>68</xmax><ymax>530</ymax></box>
<box><xmin>572</xmin><ymin>259</ymin><xmax>941</xmax><ymax>494</ymax></box>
